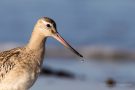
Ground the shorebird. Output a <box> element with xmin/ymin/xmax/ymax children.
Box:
<box><xmin>0</xmin><ymin>17</ymin><xmax>83</xmax><ymax>90</ymax></box>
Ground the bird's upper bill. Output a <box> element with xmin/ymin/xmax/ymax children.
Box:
<box><xmin>38</xmin><ymin>17</ymin><xmax>83</xmax><ymax>58</ymax></box>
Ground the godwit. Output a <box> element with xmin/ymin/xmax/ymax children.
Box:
<box><xmin>0</xmin><ymin>17</ymin><xmax>83</xmax><ymax>90</ymax></box>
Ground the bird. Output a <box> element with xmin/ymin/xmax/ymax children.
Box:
<box><xmin>0</xmin><ymin>17</ymin><xmax>83</xmax><ymax>90</ymax></box>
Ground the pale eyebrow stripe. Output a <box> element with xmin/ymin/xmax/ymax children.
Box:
<box><xmin>41</xmin><ymin>20</ymin><xmax>47</xmax><ymax>25</ymax></box>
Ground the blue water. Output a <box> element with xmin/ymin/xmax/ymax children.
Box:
<box><xmin>0</xmin><ymin>0</ymin><xmax>135</xmax><ymax>49</ymax></box>
<box><xmin>30</xmin><ymin>59</ymin><xmax>135</xmax><ymax>90</ymax></box>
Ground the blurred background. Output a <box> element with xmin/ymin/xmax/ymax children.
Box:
<box><xmin>0</xmin><ymin>0</ymin><xmax>135</xmax><ymax>90</ymax></box>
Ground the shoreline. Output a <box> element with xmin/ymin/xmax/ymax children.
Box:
<box><xmin>0</xmin><ymin>43</ymin><xmax>135</xmax><ymax>60</ymax></box>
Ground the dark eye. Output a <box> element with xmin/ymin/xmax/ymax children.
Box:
<box><xmin>46</xmin><ymin>24</ymin><xmax>51</xmax><ymax>28</ymax></box>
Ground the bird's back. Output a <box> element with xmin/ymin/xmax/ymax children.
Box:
<box><xmin>0</xmin><ymin>48</ymin><xmax>22</xmax><ymax>81</ymax></box>
<box><xmin>0</xmin><ymin>47</ymin><xmax>41</xmax><ymax>90</ymax></box>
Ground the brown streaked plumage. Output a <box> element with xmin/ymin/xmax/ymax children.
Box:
<box><xmin>0</xmin><ymin>17</ymin><xmax>83</xmax><ymax>90</ymax></box>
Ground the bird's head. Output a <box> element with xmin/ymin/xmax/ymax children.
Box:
<box><xmin>35</xmin><ymin>17</ymin><xmax>83</xmax><ymax>58</ymax></box>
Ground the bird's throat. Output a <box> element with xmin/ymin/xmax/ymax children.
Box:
<box><xmin>27</xmin><ymin>29</ymin><xmax>47</xmax><ymax>51</ymax></box>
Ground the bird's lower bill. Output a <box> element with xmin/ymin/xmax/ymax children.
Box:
<box><xmin>52</xmin><ymin>33</ymin><xmax>83</xmax><ymax>58</ymax></box>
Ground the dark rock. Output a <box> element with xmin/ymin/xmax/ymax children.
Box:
<box><xmin>40</xmin><ymin>67</ymin><xmax>76</xmax><ymax>79</ymax></box>
<box><xmin>106</xmin><ymin>78</ymin><xmax>116</xmax><ymax>87</ymax></box>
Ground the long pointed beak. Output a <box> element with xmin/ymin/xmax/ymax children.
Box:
<box><xmin>52</xmin><ymin>33</ymin><xmax>83</xmax><ymax>58</ymax></box>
